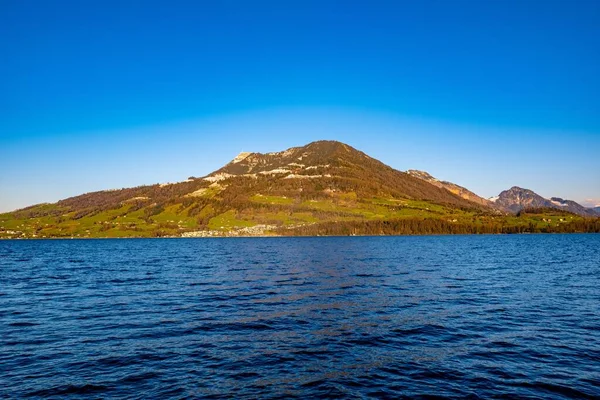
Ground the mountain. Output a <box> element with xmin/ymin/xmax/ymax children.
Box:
<box><xmin>1</xmin><ymin>140</ymin><xmax>598</xmax><ymax>238</ymax></box>
<box><xmin>490</xmin><ymin>187</ymin><xmax>597</xmax><ymax>217</ymax></box>
<box><xmin>594</xmin><ymin>207</ymin><xmax>600</xmax><ymax>215</ymax></box>
<box><xmin>491</xmin><ymin>187</ymin><xmax>554</xmax><ymax>213</ymax></box>
<box><xmin>406</xmin><ymin>170</ymin><xmax>503</xmax><ymax>211</ymax></box>
<box><xmin>205</xmin><ymin>141</ymin><xmax>486</xmax><ymax>208</ymax></box>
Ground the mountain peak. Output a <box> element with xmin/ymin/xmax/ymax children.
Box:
<box><xmin>305</xmin><ymin>139</ymin><xmax>346</xmax><ymax>147</ymax></box>
<box><xmin>495</xmin><ymin>187</ymin><xmax>596</xmax><ymax>216</ymax></box>
<box><xmin>508</xmin><ymin>186</ymin><xmax>531</xmax><ymax>192</ymax></box>
<box><xmin>231</xmin><ymin>152</ymin><xmax>253</xmax><ymax>164</ymax></box>
<box><xmin>210</xmin><ymin>140</ymin><xmax>367</xmax><ymax>179</ymax></box>
<box><xmin>300</xmin><ymin>140</ymin><xmax>356</xmax><ymax>156</ymax></box>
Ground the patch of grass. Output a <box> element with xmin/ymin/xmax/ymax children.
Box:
<box><xmin>77</xmin><ymin>206</ymin><xmax>131</xmax><ymax>224</ymax></box>
<box><xmin>251</xmin><ymin>194</ymin><xmax>294</xmax><ymax>205</ymax></box>
<box><xmin>147</xmin><ymin>204</ymin><xmax>197</xmax><ymax>228</ymax></box>
<box><xmin>151</xmin><ymin>204</ymin><xmax>182</xmax><ymax>222</ymax></box>
<box><xmin>208</xmin><ymin>210</ymin><xmax>256</xmax><ymax>230</ymax></box>
<box><xmin>300</xmin><ymin>199</ymin><xmax>341</xmax><ymax>212</ymax></box>
<box><xmin>399</xmin><ymin>199</ymin><xmax>451</xmax><ymax>214</ymax></box>
<box><xmin>329</xmin><ymin>191</ymin><xmax>357</xmax><ymax>201</ymax></box>
<box><xmin>197</xmin><ymin>204</ymin><xmax>215</xmax><ymax>218</ymax></box>
<box><xmin>288</xmin><ymin>212</ymin><xmax>320</xmax><ymax>224</ymax></box>
<box><xmin>369</xmin><ymin>197</ymin><xmax>405</xmax><ymax>206</ymax></box>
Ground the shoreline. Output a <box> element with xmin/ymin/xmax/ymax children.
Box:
<box><xmin>1</xmin><ymin>231</ymin><xmax>598</xmax><ymax>240</ymax></box>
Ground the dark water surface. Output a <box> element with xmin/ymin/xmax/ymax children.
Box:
<box><xmin>1</xmin><ymin>235</ymin><xmax>599</xmax><ymax>399</ymax></box>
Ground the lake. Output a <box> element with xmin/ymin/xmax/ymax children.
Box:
<box><xmin>1</xmin><ymin>235</ymin><xmax>599</xmax><ymax>398</ymax></box>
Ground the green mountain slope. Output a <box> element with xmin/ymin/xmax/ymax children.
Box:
<box><xmin>1</xmin><ymin>141</ymin><xmax>598</xmax><ymax>238</ymax></box>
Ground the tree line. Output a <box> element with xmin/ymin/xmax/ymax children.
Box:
<box><xmin>276</xmin><ymin>218</ymin><xmax>600</xmax><ymax>236</ymax></box>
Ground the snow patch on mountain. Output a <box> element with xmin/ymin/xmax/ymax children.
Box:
<box><xmin>551</xmin><ymin>200</ymin><xmax>568</xmax><ymax>207</ymax></box>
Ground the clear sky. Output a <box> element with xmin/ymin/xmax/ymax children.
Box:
<box><xmin>1</xmin><ymin>0</ymin><xmax>599</xmax><ymax>212</ymax></box>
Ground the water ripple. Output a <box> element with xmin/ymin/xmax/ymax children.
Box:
<box><xmin>0</xmin><ymin>234</ymin><xmax>599</xmax><ymax>398</ymax></box>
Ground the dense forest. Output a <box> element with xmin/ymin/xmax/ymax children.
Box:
<box><xmin>276</xmin><ymin>217</ymin><xmax>600</xmax><ymax>236</ymax></box>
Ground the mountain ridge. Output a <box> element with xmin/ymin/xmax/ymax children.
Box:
<box><xmin>1</xmin><ymin>140</ymin><xmax>598</xmax><ymax>238</ymax></box>
<box><xmin>406</xmin><ymin>169</ymin><xmax>505</xmax><ymax>212</ymax></box>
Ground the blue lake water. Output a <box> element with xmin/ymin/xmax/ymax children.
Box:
<box><xmin>1</xmin><ymin>235</ymin><xmax>599</xmax><ymax>398</ymax></box>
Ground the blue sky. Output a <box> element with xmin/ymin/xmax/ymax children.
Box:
<box><xmin>1</xmin><ymin>0</ymin><xmax>599</xmax><ymax>212</ymax></box>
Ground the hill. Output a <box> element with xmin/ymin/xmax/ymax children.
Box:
<box><xmin>1</xmin><ymin>141</ymin><xmax>598</xmax><ymax>238</ymax></box>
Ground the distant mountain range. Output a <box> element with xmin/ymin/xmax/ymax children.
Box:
<box><xmin>1</xmin><ymin>140</ymin><xmax>598</xmax><ymax>238</ymax></box>
<box><xmin>406</xmin><ymin>171</ymin><xmax>598</xmax><ymax>217</ymax></box>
